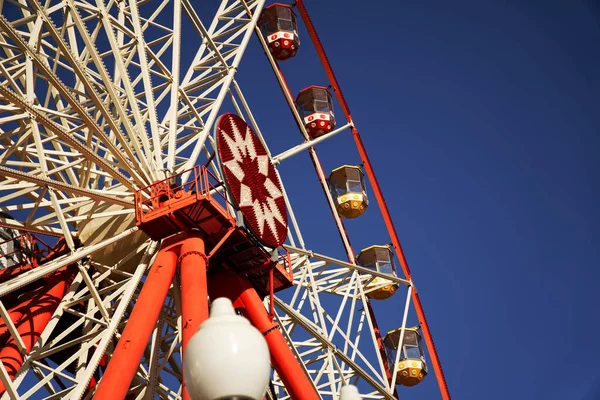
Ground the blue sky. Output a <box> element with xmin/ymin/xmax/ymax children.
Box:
<box><xmin>233</xmin><ymin>1</ymin><xmax>600</xmax><ymax>399</ymax></box>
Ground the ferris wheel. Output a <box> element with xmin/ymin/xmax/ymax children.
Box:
<box><xmin>0</xmin><ymin>1</ymin><xmax>451</xmax><ymax>399</ymax></box>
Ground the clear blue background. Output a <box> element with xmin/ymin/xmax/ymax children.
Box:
<box><xmin>233</xmin><ymin>1</ymin><xmax>600</xmax><ymax>399</ymax></box>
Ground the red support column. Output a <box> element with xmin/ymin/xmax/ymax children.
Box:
<box><xmin>94</xmin><ymin>248</ymin><xmax>178</xmax><ymax>400</ymax></box>
<box><xmin>179</xmin><ymin>235</ymin><xmax>209</xmax><ymax>400</ymax></box>
<box><xmin>294</xmin><ymin>2</ymin><xmax>451</xmax><ymax>399</ymax></box>
<box><xmin>209</xmin><ymin>272</ymin><xmax>319</xmax><ymax>400</ymax></box>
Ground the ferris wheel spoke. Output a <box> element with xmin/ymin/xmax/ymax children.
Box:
<box><xmin>44</xmin><ymin>0</ymin><xmax>159</xmax><ymax>183</ymax></box>
<box><xmin>127</xmin><ymin>0</ymin><xmax>164</xmax><ymax>170</ymax></box>
<box><xmin>0</xmin><ymin>189</ymin><xmax>134</xmax><ymax>244</ymax></box>
<box><xmin>134</xmin><ymin>298</ymin><xmax>184</xmax><ymax>399</ymax></box>
<box><xmin>168</xmin><ymin>0</ymin><xmax>266</xmax><ymax>176</ymax></box>
<box><xmin>286</xmin><ymin>246</ymin><xmax>410</xmax><ymax>288</ymax></box>
<box><xmin>21</xmin><ymin>330</ymin><xmax>101</xmax><ymax>398</ymax></box>
<box><xmin>145</xmin><ymin>310</ymin><xmax>168</xmax><ymax>396</ymax></box>
<box><xmin>90</xmin><ymin>0</ymin><xmax>157</xmax><ymax>171</ymax></box>
<box><xmin>44</xmin><ymin>189</ymin><xmax>77</xmax><ymax>250</ymax></box>
<box><xmin>0</xmin><ymin>85</ymin><xmax>137</xmax><ymax>191</ymax></box>
<box><xmin>0</xmin><ymin>214</ymin><xmax>64</xmax><ymax>237</ymax></box>
<box><xmin>274</xmin><ymin>296</ymin><xmax>394</xmax><ymax>400</ymax></box>
<box><xmin>64</xmin><ymin>8</ymin><xmax>157</xmax><ymax>184</ymax></box>
<box><xmin>0</xmin><ymin>17</ymin><xmax>145</xmax><ymax>184</ymax></box>
<box><xmin>0</xmin><ymin>117</ymin><xmax>83</xmax><ymax>191</ymax></box>
<box><xmin>72</xmin><ymin>0</ymin><xmax>195</xmax><ymax>178</ymax></box>
<box><xmin>128</xmin><ymin>1</ymin><xmax>188</xmax><ymax>173</ymax></box>
<box><xmin>1</xmin><ymin>1</ymin><xmax>161</xmax><ymax>186</ymax></box>
<box><xmin>0</xmin><ymin>165</ymin><xmax>133</xmax><ymax>208</ymax></box>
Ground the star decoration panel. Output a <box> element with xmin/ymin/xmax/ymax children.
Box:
<box><xmin>216</xmin><ymin>113</ymin><xmax>288</xmax><ymax>248</ymax></box>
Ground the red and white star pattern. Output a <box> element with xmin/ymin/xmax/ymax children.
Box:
<box><xmin>216</xmin><ymin>113</ymin><xmax>288</xmax><ymax>248</ymax></box>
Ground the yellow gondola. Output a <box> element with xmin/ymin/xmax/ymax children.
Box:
<box><xmin>328</xmin><ymin>165</ymin><xmax>368</xmax><ymax>219</ymax></box>
<box><xmin>357</xmin><ymin>245</ymin><xmax>399</xmax><ymax>300</ymax></box>
<box><xmin>384</xmin><ymin>327</ymin><xmax>428</xmax><ymax>386</ymax></box>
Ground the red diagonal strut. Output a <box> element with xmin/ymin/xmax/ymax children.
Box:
<box><xmin>209</xmin><ymin>271</ymin><xmax>320</xmax><ymax>400</ymax></box>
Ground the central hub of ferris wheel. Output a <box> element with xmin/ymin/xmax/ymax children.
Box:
<box><xmin>133</xmin><ymin>114</ymin><xmax>292</xmax><ymax>296</ymax></box>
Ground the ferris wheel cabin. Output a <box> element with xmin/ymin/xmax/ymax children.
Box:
<box><xmin>295</xmin><ymin>86</ymin><xmax>336</xmax><ymax>139</ymax></box>
<box><xmin>328</xmin><ymin>165</ymin><xmax>368</xmax><ymax>219</ymax></box>
<box><xmin>259</xmin><ymin>4</ymin><xmax>300</xmax><ymax>61</ymax></box>
<box><xmin>384</xmin><ymin>327</ymin><xmax>428</xmax><ymax>387</ymax></box>
<box><xmin>356</xmin><ymin>245</ymin><xmax>400</xmax><ymax>300</ymax></box>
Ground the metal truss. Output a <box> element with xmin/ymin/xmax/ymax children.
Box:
<box><xmin>270</xmin><ymin>248</ymin><xmax>414</xmax><ymax>400</ymax></box>
<box><xmin>0</xmin><ymin>1</ymin><xmax>424</xmax><ymax>399</ymax></box>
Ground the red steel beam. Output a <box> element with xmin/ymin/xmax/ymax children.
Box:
<box><xmin>179</xmin><ymin>235</ymin><xmax>209</xmax><ymax>400</ymax></box>
<box><xmin>294</xmin><ymin>2</ymin><xmax>451</xmax><ymax>399</ymax></box>
<box><xmin>94</xmin><ymin>248</ymin><xmax>178</xmax><ymax>400</ymax></box>
<box><xmin>365</xmin><ymin>301</ymin><xmax>395</xmax><ymax>385</ymax></box>
<box><xmin>209</xmin><ymin>272</ymin><xmax>319</xmax><ymax>400</ymax></box>
<box><xmin>0</xmin><ymin>266</ymin><xmax>77</xmax><ymax>394</ymax></box>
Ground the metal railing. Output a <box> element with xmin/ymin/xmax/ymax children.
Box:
<box><xmin>0</xmin><ymin>232</ymin><xmax>52</xmax><ymax>269</ymax></box>
<box><xmin>134</xmin><ymin>165</ymin><xmax>229</xmax><ymax>224</ymax></box>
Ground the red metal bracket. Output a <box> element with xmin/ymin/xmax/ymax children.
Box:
<box><xmin>261</xmin><ymin>320</ymin><xmax>280</xmax><ymax>336</ymax></box>
<box><xmin>178</xmin><ymin>250</ymin><xmax>209</xmax><ymax>267</ymax></box>
<box><xmin>206</xmin><ymin>226</ymin><xmax>235</xmax><ymax>259</ymax></box>
<box><xmin>269</xmin><ymin>266</ymin><xmax>275</xmax><ymax>320</ymax></box>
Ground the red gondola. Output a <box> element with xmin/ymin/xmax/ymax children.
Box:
<box><xmin>259</xmin><ymin>4</ymin><xmax>300</xmax><ymax>61</ymax></box>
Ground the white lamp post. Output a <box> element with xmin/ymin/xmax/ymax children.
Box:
<box><xmin>183</xmin><ymin>297</ymin><xmax>271</xmax><ymax>400</ymax></box>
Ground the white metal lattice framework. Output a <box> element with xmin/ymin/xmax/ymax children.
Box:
<box><xmin>0</xmin><ymin>1</ymin><xmax>435</xmax><ymax>399</ymax></box>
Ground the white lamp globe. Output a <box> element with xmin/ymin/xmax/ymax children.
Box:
<box><xmin>340</xmin><ymin>384</ymin><xmax>361</xmax><ymax>400</ymax></box>
<box><xmin>183</xmin><ymin>297</ymin><xmax>271</xmax><ymax>400</ymax></box>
